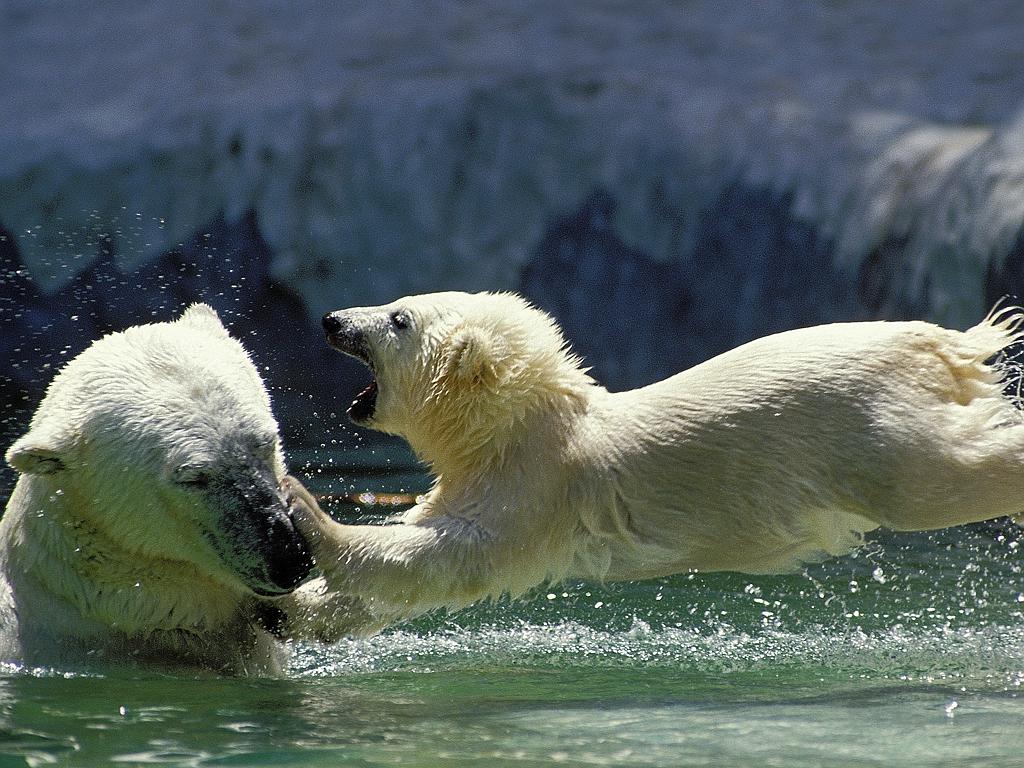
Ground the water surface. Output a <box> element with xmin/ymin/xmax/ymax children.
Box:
<box><xmin>3</xmin><ymin>457</ymin><xmax>1024</xmax><ymax>767</ymax></box>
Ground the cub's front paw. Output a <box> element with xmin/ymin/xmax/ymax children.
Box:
<box><xmin>279</xmin><ymin>475</ymin><xmax>346</xmax><ymax>567</ymax></box>
<box><xmin>280</xmin><ymin>475</ymin><xmax>321</xmax><ymax>513</ymax></box>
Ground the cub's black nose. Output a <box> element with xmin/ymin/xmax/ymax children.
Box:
<box><xmin>322</xmin><ymin>313</ymin><xmax>343</xmax><ymax>335</ymax></box>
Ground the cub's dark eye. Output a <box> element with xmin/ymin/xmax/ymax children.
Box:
<box><xmin>389</xmin><ymin>310</ymin><xmax>411</xmax><ymax>330</ymax></box>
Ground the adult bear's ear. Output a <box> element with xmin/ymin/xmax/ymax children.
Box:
<box><xmin>178</xmin><ymin>303</ymin><xmax>230</xmax><ymax>339</ymax></box>
<box><xmin>437</xmin><ymin>324</ymin><xmax>509</xmax><ymax>391</ymax></box>
<box><xmin>5</xmin><ymin>428</ymin><xmax>72</xmax><ymax>475</ymax></box>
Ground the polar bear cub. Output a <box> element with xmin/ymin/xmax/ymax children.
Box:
<box><xmin>286</xmin><ymin>291</ymin><xmax>1024</xmax><ymax>630</ymax></box>
<box><xmin>1</xmin><ymin>305</ymin><xmax>313</xmax><ymax>673</ymax></box>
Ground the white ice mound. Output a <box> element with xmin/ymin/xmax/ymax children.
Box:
<box><xmin>4</xmin><ymin>1</ymin><xmax>1024</xmax><ymax>325</ymax></box>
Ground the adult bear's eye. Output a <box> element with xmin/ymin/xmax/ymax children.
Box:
<box><xmin>174</xmin><ymin>465</ymin><xmax>212</xmax><ymax>489</ymax></box>
<box><xmin>390</xmin><ymin>310</ymin><xmax>411</xmax><ymax>330</ymax></box>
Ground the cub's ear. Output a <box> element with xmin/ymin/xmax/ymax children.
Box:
<box><xmin>178</xmin><ymin>303</ymin><xmax>230</xmax><ymax>339</ymax></box>
<box><xmin>438</xmin><ymin>324</ymin><xmax>509</xmax><ymax>390</ymax></box>
<box><xmin>5</xmin><ymin>429</ymin><xmax>72</xmax><ymax>475</ymax></box>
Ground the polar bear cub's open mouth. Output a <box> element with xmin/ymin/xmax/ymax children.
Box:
<box><xmin>322</xmin><ymin>310</ymin><xmax>382</xmax><ymax>424</ymax></box>
<box><xmin>321</xmin><ymin>311</ymin><xmax>378</xmax><ymax>423</ymax></box>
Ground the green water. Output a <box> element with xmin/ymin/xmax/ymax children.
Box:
<box><xmin>4</xmin><ymin>456</ymin><xmax>1024</xmax><ymax>767</ymax></box>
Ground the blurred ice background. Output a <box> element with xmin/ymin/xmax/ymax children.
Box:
<box><xmin>4</xmin><ymin>0</ymin><xmax>1024</xmax><ymax>468</ymax></box>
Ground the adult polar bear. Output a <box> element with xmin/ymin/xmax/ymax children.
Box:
<box><xmin>1</xmin><ymin>304</ymin><xmax>316</xmax><ymax>673</ymax></box>
<box><xmin>285</xmin><ymin>291</ymin><xmax>1024</xmax><ymax>630</ymax></box>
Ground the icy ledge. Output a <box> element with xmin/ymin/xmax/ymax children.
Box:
<box><xmin>4</xmin><ymin>1</ymin><xmax>1024</xmax><ymax>329</ymax></box>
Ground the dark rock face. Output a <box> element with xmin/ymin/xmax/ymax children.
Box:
<box><xmin>685</xmin><ymin>184</ymin><xmax>861</xmax><ymax>364</ymax></box>
<box><xmin>521</xmin><ymin>191</ymin><xmax>691</xmax><ymax>391</ymax></box>
<box><xmin>984</xmin><ymin>228</ymin><xmax>1024</xmax><ymax>383</ymax></box>
<box><xmin>0</xmin><ymin>226</ymin><xmax>102</xmax><ymax>471</ymax></box>
<box><xmin>986</xmin><ymin>228</ymin><xmax>1024</xmax><ymax>310</ymax></box>
<box><xmin>521</xmin><ymin>186</ymin><xmax>864</xmax><ymax>391</ymax></box>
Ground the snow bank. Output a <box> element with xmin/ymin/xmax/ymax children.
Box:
<box><xmin>5</xmin><ymin>2</ymin><xmax>1024</xmax><ymax>312</ymax></box>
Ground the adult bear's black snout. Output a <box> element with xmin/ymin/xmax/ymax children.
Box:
<box><xmin>263</xmin><ymin>513</ymin><xmax>315</xmax><ymax>593</ymax></box>
<box><xmin>205</xmin><ymin>471</ymin><xmax>316</xmax><ymax>597</ymax></box>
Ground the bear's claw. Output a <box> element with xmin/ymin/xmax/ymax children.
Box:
<box><xmin>280</xmin><ymin>475</ymin><xmax>336</xmax><ymax>548</ymax></box>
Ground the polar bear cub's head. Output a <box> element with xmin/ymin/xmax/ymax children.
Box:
<box><xmin>5</xmin><ymin>304</ymin><xmax>313</xmax><ymax>598</ymax></box>
<box><xmin>322</xmin><ymin>291</ymin><xmax>592</xmax><ymax>469</ymax></box>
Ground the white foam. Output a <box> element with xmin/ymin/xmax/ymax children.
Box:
<box><xmin>287</xmin><ymin>617</ymin><xmax>1024</xmax><ymax>689</ymax></box>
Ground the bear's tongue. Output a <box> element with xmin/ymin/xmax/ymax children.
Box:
<box><xmin>348</xmin><ymin>379</ymin><xmax>378</xmax><ymax>423</ymax></box>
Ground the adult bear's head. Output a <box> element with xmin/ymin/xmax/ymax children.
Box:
<box><xmin>5</xmin><ymin>304</ymin><xmax>314</xmax><ymax>598</ymax></box>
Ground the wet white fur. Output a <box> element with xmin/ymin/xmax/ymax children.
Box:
<box><xmin>1</xmin><ymin>305</ymin><xmax>292</xmax><ymax>673</ymax></box>
<box><xmin>292</xmin><ymin>293</ymin><xmax>1024</xmax><ymax>630</ymax></box>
